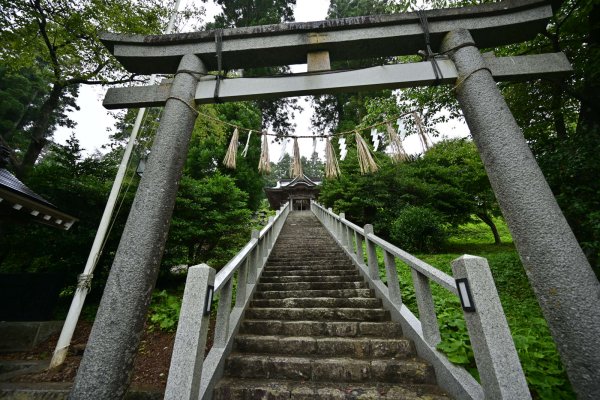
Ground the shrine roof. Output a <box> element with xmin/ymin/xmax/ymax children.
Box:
<box><xmin>0</xmin><ymin>168</ymin><xmax>78</xmax><ymax>230</ymax></box>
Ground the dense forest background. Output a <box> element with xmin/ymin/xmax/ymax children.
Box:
<box><xmin>0</xmin><ymin>0</ymin><xmax>597</xmax><ymax>397</ymax></box>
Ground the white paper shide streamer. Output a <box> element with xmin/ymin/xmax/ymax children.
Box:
<box><xmin>241</xmin><ymin>130</ymin><xmax>252</xmax><ymax>157</ymax></box>
<box><xmin>371</xmin><ymin>128</ymin><xmax>380</xmax><ymax>151</ymax></box>
<box><xmin>338</xmin><ymin>137</ymin><xmax>347</xmax><ymax>160</ymax></box>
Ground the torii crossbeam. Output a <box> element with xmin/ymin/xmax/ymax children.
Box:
<box><xmin>71</xmin><ymin>1</ymin><xmax>600</xmax><ymax>399</ymax></box>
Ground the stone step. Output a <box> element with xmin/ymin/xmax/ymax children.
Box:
<box><xmin>267</xmin><ymin>257</ymin><xmax>352</xmax><ymax>266</ymax></box>
<box><xmin>250</xmin><ymin>297</ymin><xmax>381</xmax><ymax>309</ymax></box>
<box><xmin>261</xmin><ymin>269</ymin><xmax>358</xmax><ymax>277</ymax></box>
<box><xmin>264</xmin><ymin>264</ymin><xmax>356</xmax><ymax>271</ymax></box>
<box><xmin>253</xmin><ymin>288</ymin><xmax>374</xmax><ymax>299</ymax></box>
<box><xmin>257</xmin><ymin>281</ymin><xmax>367</xmax><ymax>292</ymax></box>
<box><xmin>224</xmin><ymin>354</ymin><xmax>436</xmax><ymax>384</ymax></box>
<box><xmin>235</xmin><ymin>335</ymin><xmax>415</xmax><ymax>358</ymax></box>
<box><xmin>245</xmin><ymin>307</ymin><xmax>389</xmax><ymax>322</ymax></box>
<box><xmin>259</xmin><ymin>275</ymin><xmax>361</xmax><ymax>283</ymax></box>
<box><xmin>239</xmin><ymin>320</ymin><xmax>403</xmax><ymax>338</ymax></box>
<box><xmin>213</xmin><ymin>378</ymin><xmax>451</xmax><ymax>400</ymax></box>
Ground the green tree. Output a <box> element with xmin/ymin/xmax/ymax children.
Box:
<box><xmin>0</xmin><ymin>136</ymin><xmax>135</xmax><ymax>306</ymax></box>
<box><xmin>303</xmin><ymin>152</ymin><xmax>324</xmax><ymax>180</ymax></box>
<box><xmin>0</xmin><ymin>0</ymin><xmax>173</xmax><ymax>178</ymax></box>
<box><xmin>311</xmin><ymin>0</ymin><xmax>403</xmax><ymax>135</ymax></box>
<box><xmin>165</xmin><ymin>173</ymin><xmax>252</xmax><ymax>270</ymax></box>
<box><xmin>205</xmin><ymin>0</ymin><xmax>301</xmax><ymax>136</ymax></box>
<box><xmin>419</xmin><ymin>139</ymin><xmax>501</xmax><ymax>244</ymax></box>
<box><xmin>390</xmin><ymin>0</ymin><xmax>600</xmax><ymax>270</ymax></box>
<box><xmin>319</xmin><ymin>139</ymin><xmax>499</xmax><ymax>244</ymax></box>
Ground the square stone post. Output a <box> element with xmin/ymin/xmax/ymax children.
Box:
<box><xmin>164</xmin><ymin>264</ymin><xmax>215</xmax><ymax>400</ymax></box>
<box><xmin>452</xmin><ymin>255</ymin><xmax>530</xmax><ymax>399</ymax></box>
<box><xmin>441</xmin><ymin>29</ymin><xmax>600</xmax><ymax>398</ymax></box>
<box><xmin>70</xmin><ymin>54</ymin><xmax>206</xmax><ymax>399</ymax></box>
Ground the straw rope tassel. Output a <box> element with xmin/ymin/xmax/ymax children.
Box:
<box><xmin>258</xmin><ymin>131</ymin><xmax>271</xmax><ymax>174</ymax></box>
<box><xmin>292</xmin><ymin>137</ymin><xmax>303</xmax><ymax>178</ymax></box>
<box><xmin>223</xmin><ymin>127</ymin><xmax>239</xmax><ymax>169</ymax></box>
<box><xmin>413</xmin><ymin>112</ymin><xmax>432</xmax><ymax>151</ymax></box>
<box><xmin>325</xmin><ymin>138</ymin><xmax>340</xmax><ymax>179</ymax></box>
<box><xmin>355</xmin><ymin>131</ymin><xmax>378</xmax><ymax>174</ymax></box>
<box><xmin>386</xmin><ymin>122</ymin><xmax>408</xmax><ymax>163</ymax></box>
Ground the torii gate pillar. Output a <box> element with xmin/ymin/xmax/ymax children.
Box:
<box><xmin>70</xmin><ymin>54</ymin><xmax>205</xmax><ymax>399</ymax></box>
<box><xmin>441</xmin><ymin>29</ymin><xmax>600</xmax><ymax>399</ymax></box>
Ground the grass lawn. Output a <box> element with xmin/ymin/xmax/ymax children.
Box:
<box><xmin>376</xmin><ymin>217</ymin><xmax>575</xmax><ymax>399</ymax></box>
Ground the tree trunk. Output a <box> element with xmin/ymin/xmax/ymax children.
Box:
<box><xmin>14</xmin><ymin>83</ymin><xmax>63</xmax><ymax>180</ymax></box>
<box><xmin>477</xmin><ymin>212</ymin><xmax>501</xmax><ymax>245</ymax></box>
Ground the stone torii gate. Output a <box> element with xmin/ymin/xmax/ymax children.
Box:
<box><xmin>71</xmin><ymin>1</ymin><xmax>600</xmax><ymax>398</ymax></box>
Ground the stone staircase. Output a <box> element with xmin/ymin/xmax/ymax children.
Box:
<box><xmin>213</xmin><ymin>211</ymin><xmax>451</xmax><ymax>399</ymax></box>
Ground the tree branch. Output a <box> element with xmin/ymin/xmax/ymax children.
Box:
<box><xmin>66</xmin><ymin>73</ymin><xmax>145</xmax><ymax>86</ymax></box>
<box><xmin>30</xmin><ymin>0</ymin><xmax>61</xmax><ymax>80</ymax></box>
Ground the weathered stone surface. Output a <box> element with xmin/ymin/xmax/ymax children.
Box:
<box><xmin>250</xmin><ymin>297</ymin><xmax>381</xmax><ymax>309</ymax></box>
<box><xmin>312</xmin><ymin>358</ymin><xmax>371</xmax><ymax>382</ymax></box>
<box><xmin>370</xmin><ymin>359</ymin><xmax>435</xmax><ymax>384</ymax></box>
<box><xmin>316</xmin><ymin>338</ymin><xmax>370</xmax><ymax>358</ymax></box>
<box><xmin>213</xmin><ymin>378</ymin><xmax>452</xmax><ymax>400</ymax></box>
<box><xmin>370</xmin><ymin>338</ymin><xmax>415</xmax><ymax>358</ymax></box>
<box><xmin>101</xmin><ymin>0</ymin><xmax>552</xmax><ymax>74</ymax></box>
<box><xmin>359</xmin><ymin>322</ymin><xmax>403</xmax><ymax>338</ymax></box>
<box><xmin>213</xmin><ymin>212</ymin><xmax>449</xmax><ymax>399</ymax></box>
<box><xmin>253</xmin><ymin>288</ymin><xmax>374</xmax><ymax>299</ymax></box>
<box><xmin>259</xmin><ymin>275</ymin><xmax>362</xmax><ymax>283</ymax></box>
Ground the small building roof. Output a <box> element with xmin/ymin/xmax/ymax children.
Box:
<box><xmin>0</xmin><ymin>168</ymin><xmax>78</xmax><ymax>230</ymax></box>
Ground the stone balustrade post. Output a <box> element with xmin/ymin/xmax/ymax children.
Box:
<box><xmin>164</xmin><ymin>264</ymin><xmax>215</xmax><ymax>400</ymax></box>
<box><xmin>452</xmin><ymin>255</ymin><xmax>530</xmax><ymax>399</ymax></box>
<box><xmin>364</xmin><ymin>224</ymin><xmax>379</xmax><ymax>280</ymax></box>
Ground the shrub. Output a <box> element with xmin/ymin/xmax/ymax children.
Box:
<box><xmin>147</xmin><ymin>290</ymin><xmax>182</xmax><ymax>332</ymax></box>
<box><xmin>389</xmin><ymin>206</ymin><xmax>447</xmax><ymax>253</ymax></box>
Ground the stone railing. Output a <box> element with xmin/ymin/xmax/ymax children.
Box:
<box><xmin>311</xmin><ymin>201</ymin><xmax>531</xmax><ymax>400</ymax></box>
<box><xmin>164</xmin><ymin>201</ymin><xmax>290</xmax><ymax>400</ymax></box>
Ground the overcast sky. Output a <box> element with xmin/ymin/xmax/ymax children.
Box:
<box><xmin>54</xmin><ymin>0</ymin><xmax>468</xmax><ymax>160</ymax></box>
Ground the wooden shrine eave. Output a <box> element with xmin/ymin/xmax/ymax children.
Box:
<box><xmin>0</xmin><ymin>169</ymin><xmax>78</xmax><ymax>230</ymax></box>
<box><xmin>100</xmin><ymin>0</ymin><xmax>552</xmax><ymax>74</ymax></box>
<box><xmin>103</xmin><ymin>52</ymin><xmax>572</xmax><ymax>109</ymax></box>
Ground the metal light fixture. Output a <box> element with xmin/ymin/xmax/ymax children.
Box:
<box><xmin>204</xmin><ymin>285</ymin><xmax>214</xmax><ymax>316</ymax></box>
<box><xmin>456</xmin><ymin>278</ymin><xmax>475</xmax><ymax>312</ymax></box>
<box><xmin>136</xmin><ymin>150</ymin><xmax>150</xmax><ymax>177</ymax></box>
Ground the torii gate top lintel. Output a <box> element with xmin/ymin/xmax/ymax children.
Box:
<box><xmin>101</xmin><ymin>0</ymin><xmax>552</xmax><ymax>75</ymax></box>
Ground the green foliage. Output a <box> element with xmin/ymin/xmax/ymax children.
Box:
<box><xmin>389</xmin><ymin>206</ymin><xmax>447</xmax><ymax>253</ymax></box>
<box><xmin>366</xmin><ymin>217</ymin><xmax>575</xmax><ymax>398</ymax></box>
<box><xmin>206</xmin><ymin>0</ymin><xmax>300</xmax><ymax>137</ymax></box>
<box><xmin>320</xmin><ymin>139</ymin><xmax>498</xmax><ymax>243</ymax></box>
<box><xmin>0</xmin><ymin>0</ymin><xmax>184</xmax><ymax>177</ymax></box>
<box><xmin>147</xmin><ymin>290</ymin><xmax>182</xmax><ymax>332</ymax></box>
<box><xmin>165</xmin><ymin>173</ymin><xmax>252</xmax><ymax>270</ymax></box>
